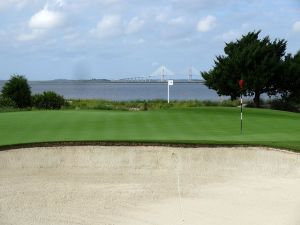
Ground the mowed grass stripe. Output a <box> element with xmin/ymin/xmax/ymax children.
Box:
<box><xmin>0</xmin><ymin>107</ymin><xmax>299</xmax><ymax>151</ymax></box>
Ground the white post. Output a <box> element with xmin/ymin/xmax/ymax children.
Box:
<box><xmin>168</xmin><ymin>84</ymin><xmax>170</xmax><ymax>104</ymax></box>
<box><xmin>167</xmin><ymin>80</ymin><xmax>173</xmax><ymax>104</ymax></box>
<box><xmin>168</xmin><ymin>84</ymin><xmax>170</xmax><ymax>103</ymax></box>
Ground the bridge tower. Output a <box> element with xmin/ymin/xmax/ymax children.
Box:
<box><xmin>188</xmin><ymin>66</ymin><xmax>193</xmax><ymax>81</ymax></box>
<box><xmin>161</xmin><ymin>66</ymin><xmax>166</xmax><ymax>81</ymax></box>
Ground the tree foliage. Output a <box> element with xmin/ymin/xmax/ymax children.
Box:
<box><xmin>1</xmin><ymin>75</ymin><xmax>31</xmax><ymax>108</ymax></box>
<box><xmin>32</xmin><ymin>91</ymin><xmax>65</xmax><ymax>109</ymax></box>
<box><xmin>280</xmin><ymin>51</ymin><xmax>300</xmax><ymax>102</ymax></box>
<box><xmin>202</xmin><ymin>56</ymin><xmax>240</xmax><ymax>100</ymax></box>
<box><xmin>202</xmin><ymin>31</ymin><xmax>287</xmax><ymax>107</ymax></box>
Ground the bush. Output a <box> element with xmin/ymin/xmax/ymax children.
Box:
<box><xmin>32</xmin><ymin>91</ymin><xmax>65</xmax><ymax>109</ymax></box>
<box><xmin>143</xmin><ymin>101</ymin><xmax>148</xmax><ymax>111</ymax></box>
<box><xmin>1</xmin><ymin>75</ymin><xmax>31</xmax><ymax>108</ymax></box>
<box><xmin>0</xmin><ymin>95</ymin><xmax>16</xmax><ymax>108</ymax></box>
<box><xmin>245</xmin><ymin>98</ymin><xmax>267</xmax><ymax>108</ymax></box>
<box><xmin>270</xmin><ymin>99</ymin><xmax>299</xmax><ymax>112</ymax></box>
<box><xmin>220</xmin><ymin>99</ymin><xmax>239</xmax><ymax>107</ymax></box>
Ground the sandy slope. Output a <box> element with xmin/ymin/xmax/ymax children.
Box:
<box><xmin>0</xmin><ymin>146</ymin><xmax>300</xmax><ymax>225</ymax></box>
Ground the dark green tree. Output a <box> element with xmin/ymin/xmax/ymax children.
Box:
<box><xmin>202</xmin><ymin>56</ymin><xmax>241</xmax><ymax>100</ymax></box>
<box><xmin>202</xmin><ymin>31</ymin><xmax>287</xmax><ymax>107</ymax></box>
<box><xmin>281</xmin><ymin>51</ymin><xmax>300</xmax><ymax>102</ymax></box>
<box><xmin>1</xmin><ymin>75</ymin><xmax>31</xmax><ymax>108</ymax></box>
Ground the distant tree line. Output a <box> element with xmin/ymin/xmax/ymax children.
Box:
<box><xmin>0</xmin><ymin>75</ymin><xmax>66</xmax><ymax>110</ymax></box>
<box><xmin>202</xmin><ymin>31</ymin><xmax>300</xmax><ymax>111</ymax></box>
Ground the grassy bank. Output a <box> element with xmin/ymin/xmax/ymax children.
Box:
<box><xmin>66</xmin><ymin>99</ymin><xmax>240</xmax><ymax>111</ymax></box>
<box><xmin>0</xmin><ymin>107</ymin><xmax>299</xmax><ymax>151</ymax></box>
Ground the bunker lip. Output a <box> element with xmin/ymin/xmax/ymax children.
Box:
<box><xmin>0</xmin><ymin>140</ymin><xmax>299</xmax><ymax>154</ymax></box>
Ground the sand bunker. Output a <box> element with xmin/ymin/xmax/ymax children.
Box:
<box><xmin>0</xmin><ymin>146</ymin><xmax>300</xmax><ymax>225</ymax></box>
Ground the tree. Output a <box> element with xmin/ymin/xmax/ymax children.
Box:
<box><xmin>1</xmin><ymin>75</ymin><xmax>31</xmax><ymax>108</ymax></box>
<box><xmin>202</xmin><ymin>56</ymin><xmax>241</xmax><ymax>101</ymax></box>
<box><xmin>202</xmin><ymin>31</ymin><xmax>287</xmax><ymax>107</ymax></box>
<box><xmin>281</xmin><ymin>51</ymin><xmax>300</xmax><ymax>102</ymax></box>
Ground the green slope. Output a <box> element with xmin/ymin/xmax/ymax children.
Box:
<box><xmin>0</xmin><ymin>107</ymin><xmax>300</xmax><ymax>151</ymax></box>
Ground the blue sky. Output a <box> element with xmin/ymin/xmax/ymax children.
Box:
<box><xmin>0</xmin><ymin>0</ymin><xmax>299</xmax><ymax>80</ymax></box>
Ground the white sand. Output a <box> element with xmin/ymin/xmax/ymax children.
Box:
<box><xmin>0</xmin><ymin>146</ymin><xmax>300</xmax><ymax>225</ymax></box>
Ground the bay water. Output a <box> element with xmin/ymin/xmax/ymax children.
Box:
<box><xmin>0</xmin><ymin>80</ymin><xmax>225</xmax><ymax>101</ymax></box>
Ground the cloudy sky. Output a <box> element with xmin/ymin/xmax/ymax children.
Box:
<box><xmin>0</xmin><ymin>0</ymin><xmax>299</xmax><ymax>80</ymax></box>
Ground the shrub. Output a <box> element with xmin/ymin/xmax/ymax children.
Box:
<box><xmin>245</xmin><ymin>98</ymin><xmax>267</xmax><ymax>108</ymax></box>
<box><xmin>220</xmin><ymin>99</ymin><xmax>239</xmax><ymax>107</ymax></box>
<box><xmin>143</xmin><ymin>101</ymin><xmax>148</xmax><ymax>111</ymax></box>
<box><xmin>270</xmin><ymin>99</ymin><xmax>299</xmax><ymax>112</ymax></box>
<box><xmin>1</xmin><ymin>75</ymin><xmax>31</xmax><ymax>108</ymax></box>
<box><xmin>32</xmin><ymin>91</ymin><xmax>65</xmax><ymax>109</ymax></box>
<box><xmin>0</xmin><ymin>95</ymin><xmax>16</xmax><ymax>108</ymax></box>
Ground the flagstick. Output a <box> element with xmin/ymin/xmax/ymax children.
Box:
<box><xmin>239</xmin><ymin>79</ymin><xmax>245</xmax><ymax>134</ymax></box>
<box><xmin>240</xmin><ymin>94</ymin><xmax>243</xmax><ymax>134</ymax></box>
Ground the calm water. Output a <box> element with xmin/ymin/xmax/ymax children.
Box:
<box><xmin>0</xmin><ymin>81</ymin><xmax>225</xmax><ymax>101</ymax></box>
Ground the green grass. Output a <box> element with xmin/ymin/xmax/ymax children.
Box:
<box><xmin>0</xmin><ymin>107</ymin><xmax>300</xmax><ymax>151</ymax></box>
<box><xmin>67</xmin><ymin>99</ymin><xmax>239</xmax><ymax>110</ymax></box>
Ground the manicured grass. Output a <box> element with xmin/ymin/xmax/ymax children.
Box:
<box><xmin>0</xmin><ymin>107</ymin><xmax>300</xmax><ymax>151</ymax></box>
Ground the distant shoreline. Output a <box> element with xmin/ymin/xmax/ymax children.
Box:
<box><xmin>1</xmin><ymin>79</ymin><xmax>205</xmax><ymax>84</ymax></box>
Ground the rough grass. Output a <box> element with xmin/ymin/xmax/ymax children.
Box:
<box><xmin>67</xmin><ymin>99</ymin><xmax>239</xmax><ymax>111</ymax></box>
<box><xmin>0</xmin><ymin>107</ymin><xmax>299</xmax><ymax>151</ymax></box>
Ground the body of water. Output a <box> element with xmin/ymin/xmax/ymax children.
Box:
<box><xmin>0</xmin><ymin>80</ymin><xmax>226</xmax><ymax>101</ymax></box>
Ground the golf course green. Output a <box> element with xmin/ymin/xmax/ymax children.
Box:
<box><xmin>1</xmin><ymin>107</ymin><xmax>299</xmax><ymax>151</ymax></box>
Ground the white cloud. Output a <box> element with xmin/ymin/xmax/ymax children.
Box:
<box><xmin>197</xmin><ymin>15</ymin><xmax>217</xmax><ymax>32</ymax></box>
<box><xmin>92</xmin><ymin>15</ymin><xmax>145</xmax><ymax>38</ymax></box>
<box><xmin>16</xmin><ymin>4</ymin><xmax>65</xmax><ymax>42</ymax></box>
<box><xmin>156</xmin><ymin>13</ymin><xmax>168</xmax><ymax>23</ymax></box>
<box><xmin>219</xmin><ymin>30</ymin><xmax>240</xmax><ymax>42</ymax></box>
<box><xmin>91</xmin><ymin>15</ymin><xmax>123</xmax><ymax>39</ymax></box>
<box><xmin>101</xmin><ymin>0</ymin><xmax>120</xmax><ymax>6</ymax></box>
<box><xmin>0</xmin><ymin>0</ymin><xmax>35</xmax><ymax>10</ymax></box>
<box><xmin>152</xmin><ymin>61</ymin><xmax>159</xmax><ymax>67</ymax></box>
<box><xmin>168</xmin><ymin>17</ymin><xmax>185</xmax><ymax>25</ymax></box>
<box><xmin>172</xmin><ymin>0</ymin><xmax>230</xmax><ymax>11</ymax></box>
<box><xmin>293</xmin><ymin>21</ymin><xmax>300</xmax><ymax>32</ymax></box>
<box><xmin>55</xmin><ymin>0</ymin><xmax>65</xmax><ymax>7</ymax></box>
<box><xmin>63</xmin><ymin>32</ymin><xmax>80</xmax><ymax>40</ymax></box>
<box><xmin>126</xmin><ymin>17</ymin><xmax>145</xmax><ymax>34</ymax></box>
<box><xmin>137</xmin><ymin>38</ymin><xmax>146</xmax><ymax>44</ymax></box>
<box><xmin>29</xmin><ymin>7</ymin><xmax>65</xmax><ymax>30</ymax></box>
<box><xmin>17</xmin><ymin>30</ymin><xmax>44</xmax><ymax>41</ymax></box>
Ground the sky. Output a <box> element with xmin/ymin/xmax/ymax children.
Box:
<box><xmin>0</xmin><ymin>0</ymin><xmax>299</xmax><ymax>80</ymax></box>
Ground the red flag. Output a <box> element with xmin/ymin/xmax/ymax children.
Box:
<box><xmin>239</xmin><ymin>79</ymin><xmax>245</xmax><ymax>89</ymax></box>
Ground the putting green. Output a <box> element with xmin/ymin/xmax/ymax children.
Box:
<box><xmin>0</xmin><ymin>107</ymin><xmax>299</xmax><ymax>151</ymax></box>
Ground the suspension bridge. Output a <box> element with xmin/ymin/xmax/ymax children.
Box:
<box><xmin>118</xmin><ymin>65</ymin><xmax>204</xmax><ymax>82</ymax></box>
